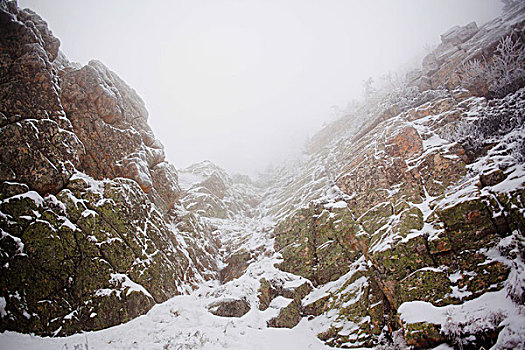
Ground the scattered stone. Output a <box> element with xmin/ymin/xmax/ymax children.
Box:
<box><xmin>208</xmin><ymin>299</ymin><xmax>250</xmax><ymax>318</ymax></box>
<box><xmin>479</xmin><ymin>168</ymin><xmax>506</xmax><ymax>187</ymax></box>
<box><xmin>219</xmin><ymin>250</ymin><xmax>252</xmax><ymax>283</ymax></box>
<box><xmin>257</xmin><ymin>278</ymin><xmax>279</xmax><ymax>311</ymax></box>
<box><xmin>267</xmin><ymin>299</ymin><xmax>302</xmax><ymax>328</ymax></box>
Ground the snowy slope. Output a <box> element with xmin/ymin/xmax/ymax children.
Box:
<box><xmin>0</xmin><ymin>207</ymin><xmax>332</xmax><ymax>350</ymax></box>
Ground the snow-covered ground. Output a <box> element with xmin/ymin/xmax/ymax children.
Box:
<box><xmin>0</xmin><ymin>212</ymin><xmax>332</xmax><ymax>350</ymax></box>
<box><xmin>0</xmin><ymin>286</ymin><xmax>330</xmax><ymax>350</ymax></box>
<box><xmin>5</xmin><ymin>217</ymin><xmax>522</xmax><ymax>350</ymax></box>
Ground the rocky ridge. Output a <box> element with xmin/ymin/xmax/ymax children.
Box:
<box><xmin>0</xmin><ymin>1</ymin><xmax>524</xmax><ymax>349</ymax></box>
<box><xmin>0</xmin><ymin>0</ymin><xmax>218</xmax><ymax>336</ymax></box>
<box><xmin>262</xmin><ymin>4</ymin><xmax>525</xmax><ymax>348</ymax></box>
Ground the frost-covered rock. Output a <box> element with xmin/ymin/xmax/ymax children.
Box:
<box><xmin>409</xmin><ymin>3</ymin><xmax>525</xmax><ymax>94</ymax></box>
<box><xmin>208</xmin><ymin>298</ymin><xmax>250</xmax><ymax>318</ymax></box>
<box><xmin>179</xmin><ymin>160</ymin><xmax>261</xmax><ymax>219</ymax></box>
<box><xmin>440</xmin><ymin>22</ymin><xmax>478</xmax><ymax>46</ymax></box>
<box><xmin>267</xmin><ymin>9</ymin><xmax>525</xmax><ymax>345</ymax></box>
<box><xmin>60</xmin><ymin>59</ymin><xmax>180</xmax><ymax>215</ymax></box>
<box><xmin>0</xmin><ymin>171</ymin><xmax>219</xmax><ymax>335</ymax></box>
<box><xmin>1</xmin><ymin>1</ymin><xmax>525</xmax><ymax>348</ymax></box>
<box><xmin>0</xmin><ymin>3</ymin><xmax>83</xmax><ymax>194</ymax></box>
<box><xmin>270</xmin><ymin>85</ymin><xmax>525</xmax><ymax>347</ymax></box>
<box><xmin>0</xmin><ymin>1</ymin><xmax>216</xmax><ymax>336</ymax></box>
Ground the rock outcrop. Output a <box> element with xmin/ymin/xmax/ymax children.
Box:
<box><xmin>1</xmin><ymin>1</ymin><xmax>524</xmax><ymax>348</ymax></box>
<box><xmin>60</xmin><ymin>59</ymin><xmax>181</xmax><ymax>215</ymax></box>
<box><xmin>267</xmin><ymin>4</ymin><xmax>525</xmax><ymax>349</ymax></box>
<box><xmin>408</xmin><ymin>3</ymin><xmax>525</xmax><ymax>97</ymax></box>
<box><xmin>208</xmin><ymin>298</ymin><xmax>250</xmax><ymax>318</ymax></box>
<box><xmin>0</xmin><ymin>0</ymin><xmax>217</xmax><ymax>336</ymax></box>
<box><xmin>178</xmin><ymin>161</ymin><xmax>261</xmax><ymax>220</ymax></box>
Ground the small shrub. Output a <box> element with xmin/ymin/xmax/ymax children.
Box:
<box><xmin>460</xmin><ymin>34</ymin><xmax>525</xmax><ymax>98</ymax></box>
<box><xmin>441</xmin><ymin>309</ymin><xmax>505</xmax><ymax>350</ymax></box>
<box><xmin>440</xmin><ymin>88</ymin><xmax>525</xmax><ymax>163</ymax></box>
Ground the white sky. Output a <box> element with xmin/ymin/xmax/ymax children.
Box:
<box><xmin>19</xmin><ymin>0</ymin><xmax>502</xmax><ymax>176</ymax></box>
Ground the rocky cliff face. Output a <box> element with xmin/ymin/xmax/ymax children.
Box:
<box><xmin>1</xmin><ymin>1</ymin><xmax>524</xmax><ymax>349</ymax></box>
<box><xmin>409</xmin><ymin>4</ymin><xmax>525</xmax><ymax>97</ymax></box>
<box><xmin>178</xmin><ymin>161</ymin><xmax>261</xmax><ymax>220</ymax></box>
<box><xmin>266</xmin><ymin>4</ymin><xmax>525</xmax><ymax>348</ymax></box>
<box><xmin>0</xmin><ymin>0</ymin><xmax>217</xmax><ymax>336</ymax></box>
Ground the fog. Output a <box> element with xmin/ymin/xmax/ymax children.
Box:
<box><xmin>20</xmin><ymin>0</ymin><xmax>502</xmax><ymax>176</ymax></box>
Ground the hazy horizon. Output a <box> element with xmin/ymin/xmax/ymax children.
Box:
<box><xmin>19</xmin><ymin>0</ymin><xmax>503</xmax><ymax>176</ymax></box>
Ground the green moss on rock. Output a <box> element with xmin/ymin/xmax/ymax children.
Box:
<box><xmin>398</xmin><ymin>269</ymin><xmax>452</xmax><ymax>306</ymax></box>
<box><xmin>267</xmin><ymin>299</ymin><xmax>302</xmax><ymax>328</ymax></box>
<box><xmin>403</xmin><ymin>321</ymin><xmax>445</xmax><ymax>349</ymax></box>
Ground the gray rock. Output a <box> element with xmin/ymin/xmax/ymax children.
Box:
<box><xmin>440</xmin><ymin>21</ymin><xmax>478</xmax><ymax>46</ymax></box>
<box><xmin>208</xmin><ymin>299</ymin><xmax>250</xmax><ymax>318</ymax></box>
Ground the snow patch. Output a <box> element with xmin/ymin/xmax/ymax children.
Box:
<box><xmin>69</xmin><ymin>172</ymin><xmax>103</xmax><ymax>192</ymax></box>
<box><xmin>323</xmin><ymin>200</ymin><xmax>348</xmax><ymax>209</ymax></box>
<box><xmin>4</xmin><ymin>191</ymin><xmax>44</xmax><ymax>207</ymax></box>
<box><xmin>110</xmin><ymin>273</ymin><xmax>153</xmax><ymax>299</ymax></box>
<box><xmin>398</xmin><ymin>289</ymin><xmax>525</xmax><ymax>347</ymax></box>
<box><xmin>0</xmin><ymin>297</ymin><xmax>6</xmax><ymax>318</ymax></box>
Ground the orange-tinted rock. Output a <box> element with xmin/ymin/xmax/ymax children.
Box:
<box><xmin>385</xmin><ymin>126</ymin><xmax>423</xmax><ymax>158</ymax></box>
<box><xmin>60</xmin><ymin>60</ymin><xmax>180</xmax><ymax>214</ymax></box>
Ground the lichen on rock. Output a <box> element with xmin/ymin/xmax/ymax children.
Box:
<box><xmin>0</xmin><ymin>1</ymin><xmax>217</xmax><ymax>336</ymax></box>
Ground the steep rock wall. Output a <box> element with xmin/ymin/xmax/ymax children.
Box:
<box><xmin>270</xmin><ymin>5</ymin><xmax>525</xmax><ymax>348</ymax></box>
<box><xmin>0</xmin><ymin>0</ymin><xmax>217</xmax><ymax>336</ymax></box>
